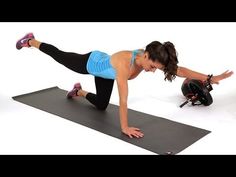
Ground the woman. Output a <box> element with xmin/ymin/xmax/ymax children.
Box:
<box><xmin>16</xmin><ymin>33</ymin><xmax>233</xmax><ymax>138</ymax></box>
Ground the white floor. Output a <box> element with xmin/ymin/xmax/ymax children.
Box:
<box><xmin>0</xmin><ymin>22</ymin><xmax>236</xmax><ymax>154</ymax></box>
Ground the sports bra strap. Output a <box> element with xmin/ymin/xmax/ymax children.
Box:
<box><xmin>131</xmin><ymin>50</ymin><xmax>141</xmax><ymax>66</ymax></box>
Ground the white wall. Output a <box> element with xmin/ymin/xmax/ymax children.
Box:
<box><xmin>0</xmin><ymin>23</ymin><xmax>235</xmax><ymax>154</ymax></box>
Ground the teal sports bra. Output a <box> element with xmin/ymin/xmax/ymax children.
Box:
<box><xmin>86</xmin><ymin>50</ymin><xmax>142</xmax><ymax>80</ymax></box>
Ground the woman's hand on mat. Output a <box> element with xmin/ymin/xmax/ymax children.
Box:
<box><xmin>122</xmin><ymin>127</ymin><xmax>144</xmax><ymax>138</ymax></box>
<box><xmin>211</xmin><ymin>70</ymin><xmax>233</xmax><ymax>84</ymax></box>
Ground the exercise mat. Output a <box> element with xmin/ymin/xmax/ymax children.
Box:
<box><xmin>13</xmin><ymin>86</ymin><xmax>210</xmax><ymax>154</ymax></box>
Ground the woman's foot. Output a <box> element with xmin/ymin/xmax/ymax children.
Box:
<box><xmin>66</xmin><ymin>83</ymin><xmax>82</xmax><ymax>99</ymax></box>
<box><xmin>16</xmin><ymin>33</ymin><xmax>35</xmax><ymax>50</ymax></box>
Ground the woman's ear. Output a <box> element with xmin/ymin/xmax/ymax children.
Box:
<box><xmin>144</xmin><ymin>52</ymin><xmax>149</xmax><ymax>60</ymax></box>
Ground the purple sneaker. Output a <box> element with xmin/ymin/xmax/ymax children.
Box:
<box><xmin>16</xmin><ymin>33</ymin><xmax>35</xmax><ymax>50</ymax></box>
<box><xmin>66</xmin><ymin>83</ymin><xmax>82</xmax><ymax>99</ymax></box>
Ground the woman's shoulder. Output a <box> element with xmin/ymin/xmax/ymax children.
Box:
<box><xmin>133</xmin><ymin>49</ymin><xmax>144</xmax><ymax>53</ymax></box>
<box><xmin>112</xmin><ymin>50</ymin><xmax>132</xmax><ymax>57</ymax></box>
<box><xmin>115</xmin><ymin>49</ymin><xmax>144</xmax><ymax>55</ymax></box>
<box><xmin>111</xmin><ymin>49</ymin><xmax>144</xmax><ymax>59</ymax></box>
<box><xmin>113</xmin><ymin>49</ymin><xmax>143</xmax><ymax>54</ymax></box>
<box><xmin>111</xmin><ymin>51</ymin><xmax>132</xmax><ymax>66</ymax></box>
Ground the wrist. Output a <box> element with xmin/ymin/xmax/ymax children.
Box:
<box><xmin>207</xmin><ymin>74</ymin><xmax>213</xmax><ymax>82</ymax></box>
<box><xmin>121</xmin><ymin>125</ymin><xmax>128</xmax><ymax>131</ymax></box>
<box><xmin>205</xmin><ymin>74</ymin><xmax>213</xmax><ymax>91</ymax></box>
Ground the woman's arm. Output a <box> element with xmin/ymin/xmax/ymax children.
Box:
<box><xmin>116</xmin><ymin>77</ymin><xmax>128</xmax><ymax>130</ymax></box>
<box><xmin>116</xmin><ymin>60</ymin><xmax>144</xmax><ymax>138</ymax></box>
<box><xmin>177</xmin><ymin>66</ymin><xmax>233</xmax><ymax>84</ymax></box>
<box><xmin>116</xmin><ymin>76</ymin><xmax>144</xmax><ymax>138</ymax></box>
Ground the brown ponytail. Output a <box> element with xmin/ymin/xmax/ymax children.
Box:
<box><xmin>145</xmin><ymin>41</ymin><xmax>179</xmax><ymax>82</ymax></box>
<box><xmin>163</xmin><ymin>42</ymin><xmax>178</xmax><ymax>81</ymax></box>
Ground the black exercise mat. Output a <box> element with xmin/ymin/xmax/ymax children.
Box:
<box><xmin>12</xmin><ymin>86</ymin><xmax>210</xmax><ymax>154</ymax></box>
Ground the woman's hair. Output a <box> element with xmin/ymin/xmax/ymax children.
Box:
<box><xmin>145</xmin><ymin>41</ymin><xmax>179</xmax><ymax>82</ymax></box>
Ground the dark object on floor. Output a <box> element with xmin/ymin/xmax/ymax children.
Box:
<box><xmin>180</xmin><ymin>75</ymin><xmax>213</xmax><ymax>108</ymax></box>
<box><xmin>13</xmin><ymin>86</ymin><xmax>210</xmax><ymax>154</ymax></box>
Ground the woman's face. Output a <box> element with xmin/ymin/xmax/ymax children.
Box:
<box><xmin>142</xmin><ymin>53</ymin><xmax>164</xmax><ymax>72</ymax></box>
